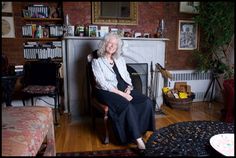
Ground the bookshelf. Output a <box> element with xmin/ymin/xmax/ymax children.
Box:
<box><xmin>23</xmin><ymin>18</ymin><xmax>63</xmax><ymax>21</ymax></box>
<box><xmin>21</xmin><ymin>3</ymin><xmax>63</xmax><ymax>62</ymax></box>
<box><xmin>21</xmin><ymin>2</ymin><xmax>64</xmax><ymax>109</ymax></box>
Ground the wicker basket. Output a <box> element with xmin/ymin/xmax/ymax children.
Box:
<box><xmin>163</xmin><ymin>93</ymin><xmax>195</xmax><ymax>110</ymax></box>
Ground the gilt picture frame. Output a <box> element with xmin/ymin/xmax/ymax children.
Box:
<box><xmin>178</xmin><ymin>20</ymin><xmax>198</xmax><ymax>50</ymax></box>
<box><xmin>92</xmin><ymin>2</ymin><xmax>138</xmax><ymax>25</ymax></box>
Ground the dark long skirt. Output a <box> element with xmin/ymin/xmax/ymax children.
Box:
<box><xmin>94</xmin><ymin>88</ymin><xmax>156</xmax><ymax>144</ymax></box>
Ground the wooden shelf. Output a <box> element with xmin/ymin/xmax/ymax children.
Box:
<box><xmin>23</xmin><ymin>38</ymin><xmax>62</xmax><ymax>41</ymax></box>
<box><xmin>23</xmin><ymin>17</ymin><xmax>63</xmax><ymax>21</ymax></box>
<box><xmin>25</xmin><ymin>58</ymin><xmax>63</xmax><ymax>62</ymax></box>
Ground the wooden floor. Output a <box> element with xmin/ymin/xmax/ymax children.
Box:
<box><xmin>55</xmin><ymin>101</ymin><xmax>224</xmax><ymax>153</ymax></box>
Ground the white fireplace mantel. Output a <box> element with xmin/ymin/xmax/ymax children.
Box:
<box><xmin>62</xmin><ymin>36</ymin><xmax>169</xmax><ymax>119</ymax></box>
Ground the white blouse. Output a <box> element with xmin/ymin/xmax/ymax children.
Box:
<box><xmin>92</xmin><ymin>56</ymin><xmax>133</xmax><ymax>91</ymax></box>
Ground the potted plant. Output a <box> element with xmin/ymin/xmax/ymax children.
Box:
<box><xmin>192</xmin><ymin>2</ymin><xmax>234</xmax><ymax>80</ymax></box>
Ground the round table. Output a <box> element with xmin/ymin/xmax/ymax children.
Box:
<box><xmin>144</xmin><ymin>121</ymin><xmax>234</xmax><ymax>157</ymax></box>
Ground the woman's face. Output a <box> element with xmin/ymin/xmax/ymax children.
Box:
<box><xmin>105</xmin><ymin>36</ymin><xmax>118</xmax><ymax>55</ymax></box>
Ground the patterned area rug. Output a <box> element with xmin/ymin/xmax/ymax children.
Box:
<box><xmin>56</xmin><ymin>148</ymin><xmax>139</xmax><ymax>156</ymax></box>
<box><xmin>144</xmin><ymin>120</ymin><xmax>234</xmax><ymax>157</ymax></box>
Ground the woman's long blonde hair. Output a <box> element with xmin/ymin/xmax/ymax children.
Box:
<box><xmin>97</xmin><ymin>32</ymin><xmax>123</xmax><ymax>59</ymax></box>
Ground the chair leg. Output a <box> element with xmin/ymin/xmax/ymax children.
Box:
<box><xmin>58</xmin><ymin>94</ymin><xmax>63</xmax><ymax>115</ymax></box>
<box><xmin>31</xmin><ymin>97</ymin><xmax>34</xmax><ymax>106</ymax></box>
<box><xmin>22</xmin><ymin>99</ymin><xmax>25</xmax><ymax>106</ymax></box>
<box><xmin>91</xmin><ymin>107</ymin><xmax>96</xmax><ymax>130</ymax></box>
<box><xmin>103</xmin><ymin>113</ymin><xmax>109</xmax><ymax>144</ymax></box>
<box><xmin>54</xmin><ymin>95</ymin><xmax>59</xmax><ymax>127</ymax></box>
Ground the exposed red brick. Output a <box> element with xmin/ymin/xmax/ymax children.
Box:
<box><xmin>3</xmin><ymin>2</ymin><xmax>198</xmax><ymax>70</ymax></box>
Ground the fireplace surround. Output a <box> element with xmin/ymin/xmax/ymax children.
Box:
<box><xmin>62</xmin><ymin>37</ymin><xmax>168</xmax><ymax>119</ymax></box>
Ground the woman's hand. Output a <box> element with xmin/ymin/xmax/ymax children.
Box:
<box><xmin>123</xmin><ymin>93</ymin><xmax>133</xmax><ymax>101</ymax></box>
<box><xmin>124</xmin><ymin>86</ymin><xmax>132</xmax><ymax>95</ymax></box>
<box><xmin>111</xmin><ymin>87</ymin><xmax>133</xmax><ymax>101</ymax></box>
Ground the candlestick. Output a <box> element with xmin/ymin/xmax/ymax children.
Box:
<box><xmin>160</xmin><ymin>19</ymin><xmax>164</xmax><ymax>31</ymax></box>
<box><xmin>159</xmin><ymin>19</ymin><xmax>165</xmax><ymax>38</ymax></box>
<box><xmin>65</xmin><ymin>14</ymin><xmax>69</xmax><ymax>26</ymax></box>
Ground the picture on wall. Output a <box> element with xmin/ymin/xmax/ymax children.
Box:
<box><xmin>2</xmin><ymin>2</ymin><xmax>13</xmax><ymax>13</ymax></box>
<box><xmin>179</xmin><ymin>2</ymin><xmax>200</xmax><ymax>14</ymax></box>
<box><xmin>178</xmin><ymin>20</ymin><xmax>198</xmax><ymax>50</ymax></box>
<box><xmin>2</xmin><ymin>16</ymin><xmax>15</xmax><ymax>38</ymax></box>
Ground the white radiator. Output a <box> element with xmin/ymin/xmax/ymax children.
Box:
<box><xmin>166</xmin><ymin>70</ymin><xmax>213</xmax><ymax>102</ymax></box>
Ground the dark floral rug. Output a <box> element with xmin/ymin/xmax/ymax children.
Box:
<box><xmin>56</xmin><ymin>148</ymin><xmax>139</xmax><ymax>156</ymax></box>
<box><xmin>144</xmin><ymin>120</ymin><xmax>234</xmax><ymax>157</ymax></box>
<box><xmin>56</xmin><ymin>121</ymin><xmax>234</xmax><ymax>157</ymax></box>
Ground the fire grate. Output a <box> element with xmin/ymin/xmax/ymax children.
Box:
<box><xmin>126</xmin><ymin>63</ymin><xmax>148</xmax><ymax>96</ymax></box>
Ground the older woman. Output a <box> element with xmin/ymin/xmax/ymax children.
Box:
<box><xmin>92</xmin><ymin>32</ymin><xmax>155</xmax><ymax>150</ymax></box>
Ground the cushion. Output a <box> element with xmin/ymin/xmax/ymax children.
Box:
<box><xmin>23</xmin><ymin>85</ymin><xmax>56</xmax><ymax>94</ymax></box>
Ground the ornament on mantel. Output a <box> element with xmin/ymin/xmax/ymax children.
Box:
<box><xmin>63</xmin><ymin>14</ymin><xmax>74</xmax><ymax>36</ymax></box>
<box><xmin>159</xmin><ymin>19</ymin><xmax>165</xmax><ymax>38</ymax></box>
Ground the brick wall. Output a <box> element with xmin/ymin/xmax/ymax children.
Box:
<box><xmin>2</xmin><ymin>2</ymin><xmax>198</xmax><ymax>70</ymax></box>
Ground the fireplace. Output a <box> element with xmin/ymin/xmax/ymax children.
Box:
<box><xmin>127</xmin><ymin>63</ymin><xmax>148</xmax><ymax>96</ymax></box>
<box><xmin>62</xmin><ymin>37</ymin><xmax>168</xmax><ymax>119</ymax></box>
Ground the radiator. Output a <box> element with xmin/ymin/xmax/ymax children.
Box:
<box><xmin>166</xmin><ymin>70</ymin><xmax>213</xmax><ymax>102</ymax></box>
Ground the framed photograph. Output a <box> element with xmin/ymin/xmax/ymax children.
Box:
<box><xmin>178</xmin><ymin>20</ymin><xmax>198</xmax><ymax>50</ymax></box>
<box><xmin>2</xmin><ymin>16</ymin><xmax>15</xmax><ymax>38</ymax></box>
<box><xmin>110</xmin><ymin>28</ymin><xmax>118</xmax><ymax>35</ymax></box>
<box><xmin>143</xmin><ymin>33</ymin><xmax>150</xmax><ymax>38</ymax></box>
<box><xmin>2</xmin><ymin>2</ymin><xmax>13</xmax><ymax>13</ymax></box>
<box><xmin>42</xmin><ymin>27</ymin><xmax>49</xmax><ymax>38</ymax></box>
<box><xmin>67</xmin><ymin>25</ymin><xmax>75</xmax><ymax>36</ymax></box>
<box><xmin>100</xmin><ymin>26</ymin><xmax>109</xmax><ymax>37</ymax></box>
<box><xmin>123</xmin><ymin>28</ymin><xmax>132</xmax><ymax>37</ymax></box>
<box><xmin>134</xmin><ymin>32</ymin><xmax>142</xmax><ymax>38</ymax></box>
<box><xmin>179</xmin><ymin>2</ymin><xmax>200</xmax><ymax>14</ymax></box>
<box><xmin>22</xmin><ymin>9</ymin><xmax>32</xmax><ymax>18</ymax></box>
<box><xmin>89</xmin><ymin>25</ymin><xmax>98</xmax><ymax>37</ymax></box>
<box><xmin>75</xmin><ymin>25</ymin><xmax>84</xmax><ymax>36</ymax></box>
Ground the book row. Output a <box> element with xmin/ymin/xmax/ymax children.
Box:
<box><xmin>24</xmin><ymin>41</ymin><xmax>62</xmax><ymax>48</ymax></box>
<box><xmin>23</xmin><ymin>5</ymin><xmax>49</xmax><ymax>18</ymax></box>
<box><xmin>22</xmin><ymin>24</ymin><xmax>63</xmax><ymax>38</ymax></box>
<box><xmin>23</xmin><ymin>47</ymin><xmax>62</xmax><ymax>60</ymax></box>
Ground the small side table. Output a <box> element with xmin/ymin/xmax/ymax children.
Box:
<box><xmin>1</xmin><ymin>73</ymin><xmax>24</xmax><ymax>106</ymax></box>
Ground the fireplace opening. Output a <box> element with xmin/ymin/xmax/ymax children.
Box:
<box><xmin>126</xmin><ymin>63</ymin><xmax>148</xmax><ymax>96</ymax></box>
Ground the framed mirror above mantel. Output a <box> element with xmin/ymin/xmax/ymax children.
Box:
<box><xmin>92</xmin><ymin>2</ymin><xmax>138</xmax><ymax>25</ymax></box>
